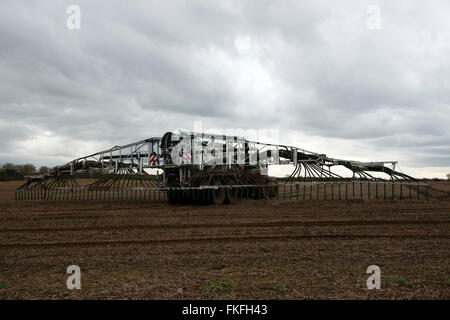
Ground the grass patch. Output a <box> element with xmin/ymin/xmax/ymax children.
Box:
<box><xmin>0</xmin><ymin>283</ymin><xmax>10</xmax><ymax>289</ymax></box>
<box><xmin>276</xmin><ymin>283</ymin><xmax>287</xmax><ymax>294</ymax></box>
<box><xmin>43</xmin><ymin>289</ymin><xmax>60</xmax><ymax>294</ymax></box>
<box><xmin>416</xmin><ymin>284</ymin><xmax>425</xmax><ymax>291</ymax></box>
<box><xmin>382</xmin><ymin>277</ymin><xmax>406</xmax><ymax>285</ymax></box>
<box><xmin>328</xmin><ymin>275</ymin><xmax>341</xmax><ymax>281</ymax></box>
<box><xmin>201</xmin><ymin>279</ymin><xmax>234</xmax><ymax>295</ymax></box>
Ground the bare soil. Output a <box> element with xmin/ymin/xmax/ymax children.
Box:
<box><xmin>0</xmin><ymin>180</ymin><xmax>449</xmax><ymax>299</ymax></box>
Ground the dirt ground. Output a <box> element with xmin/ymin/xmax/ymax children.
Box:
<box><xmin>0</xmin><ymin>180</ymin><xmax>449</xmax><ymax>299</ymax></box>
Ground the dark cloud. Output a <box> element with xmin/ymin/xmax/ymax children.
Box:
<box><xmin>0</xmin><ymin>0</ymin><xmax>449</xmax><ymax>175</ymax></box>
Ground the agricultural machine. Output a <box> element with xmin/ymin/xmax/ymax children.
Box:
<box><xmin>16</xmin><ymin>130</ymin><xmax>420</xmax><ymax>203</ymax></box>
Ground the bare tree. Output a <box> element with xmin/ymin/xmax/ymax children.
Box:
<box><xmin>15</xmin><ymin>164</ymin><xmax>37</xmax><ymax>176</ymax></box>
<box><xmin>1</xmin><ymin>163</ymin><xmax>16</xmax><ymax>170</ymax></box>
<box><xmin>38</xmin><ymin>166</ymin><xmax>50</xmax><ymax>175</ymax></box>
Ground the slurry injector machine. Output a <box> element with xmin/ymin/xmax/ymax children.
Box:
<box><xmin>17</xmin><ymin>130</ymin><xmax>419</xmax><ymax>204</ymax></box>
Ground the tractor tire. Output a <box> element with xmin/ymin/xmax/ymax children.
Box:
<box><xmin>211</xmin><ymin>187</ymin><xmax>226</xmax><ymax>204</ymax></box>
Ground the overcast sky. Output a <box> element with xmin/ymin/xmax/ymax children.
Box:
<box><xmin>0</xmin><ymin>0</ymin><xmax>449</xmax><ymax>177</ymax></box>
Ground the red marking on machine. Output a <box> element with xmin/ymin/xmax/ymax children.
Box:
<box><xmin>149</xmin><ymin>154</ymin><xmax>158</xmax><ymax>165</ymax></box>
<box><xmin>183</xmin><ymin>152</ymin><xmax>191</xmax><ymax>164</ymax></box>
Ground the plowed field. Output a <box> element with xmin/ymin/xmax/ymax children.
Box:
<box><xmin>0</xmin><ymin>180</ymin><xmax>449</xmax><ymax>299</ymax></box>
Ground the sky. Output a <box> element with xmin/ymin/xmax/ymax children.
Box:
<box><xmin>0</xmin><ymin>0</ymin><xmax>449</xmax><ymax>178</ymax></box>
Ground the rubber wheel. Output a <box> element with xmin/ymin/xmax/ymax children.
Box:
<box><xmin>225</xmin><ymin>188</ymin><xmax>236</xmax><ymax>203</ymax></box>
<box><xmin>211</xmin><ymin>187</ymin><xmax>226</xmax><ymax>204</ymax></box>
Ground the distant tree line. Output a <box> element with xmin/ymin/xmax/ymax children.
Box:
<box><xmin>0</xmin><ymin>163</ymin><xmax>51</xmax><ymax>181</ymax></box>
